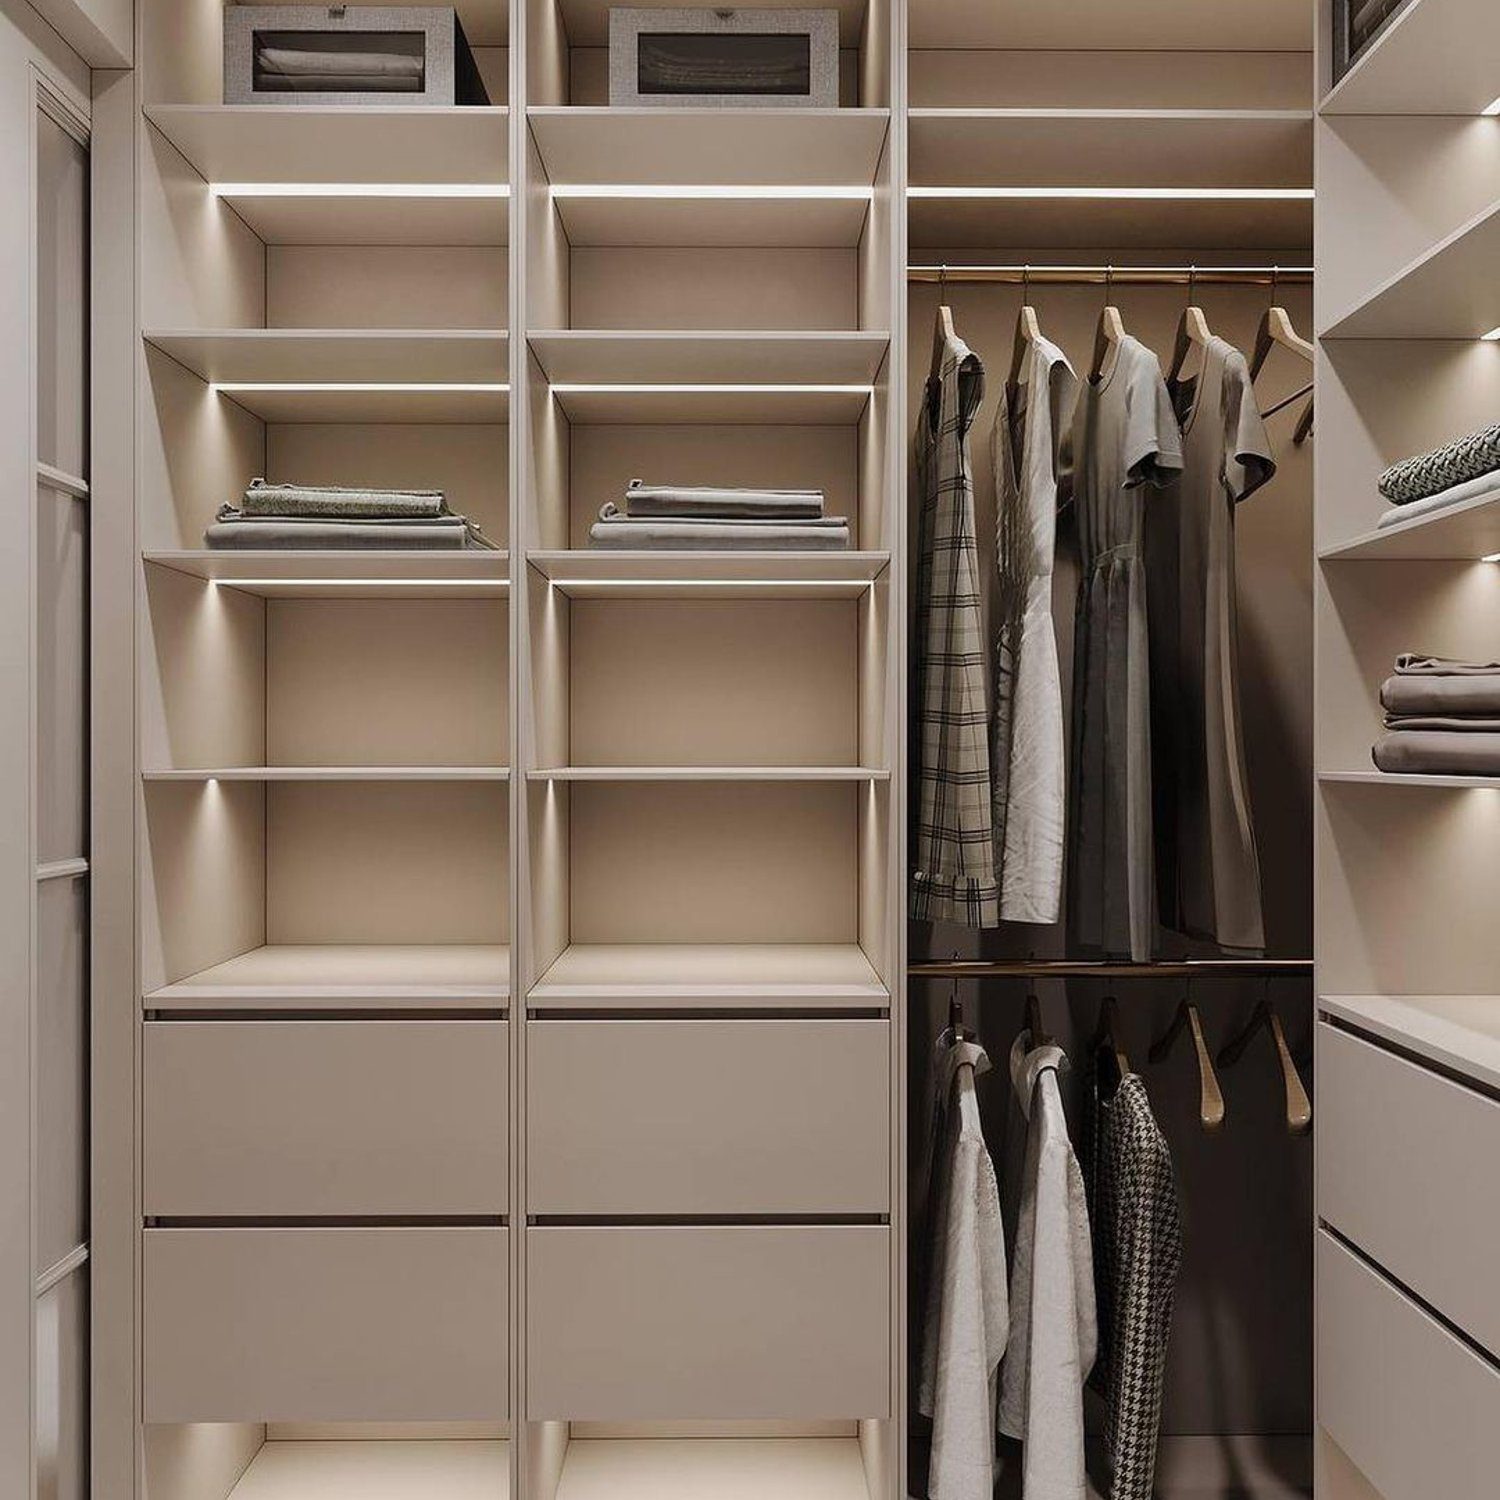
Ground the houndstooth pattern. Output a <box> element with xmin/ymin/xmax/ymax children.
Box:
<box><xmin>1086</xmin><ymin>1066</ymin><xmax>1182</xmax><ymax>1500</ymax></box>
<box><xmin>1378</xmin><ymin>422</ymin><xmax>1500</xmax><ymax>506</ymax></box>
<box><xmin>910</xmin><ymin>323</ymin><xmax>999</xmax><ymax>926</ymax></box>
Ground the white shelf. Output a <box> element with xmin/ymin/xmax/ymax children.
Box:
<box><xmin>144</xmin><ymin>767</ymin><xmax>510</xmax><ymax>782</ymax></box>
<box><xmin>143</xmin><ymin>328</ymin><xmax>509</xmax><ymax>423</ymax></box>
<box><xmin>143</xmin><ymin>550</ymin><xmax>510</xmax><ymax>597</ymax></box>
<box><xmin>1319</xmin><ymin>200</ymin><xmax>1500</xmax><ymax>340</ymax></box>
<box><xmin>1319</xmin><ymin>484</ymin><xmax>1500</xmax><ymax>560</ymax></box>
<box><xmin>528</xmin><ymin>766</ymin><xmax>887</xmax><ymax>781</ymax></box>
<box><xmin>553</xmin><ymin>1438</ymin><xmax>870</xmax><ymax>1500</ymax></box>
<box><xmin>909</xmin><ymin>109</ymin><xmax>1312</xmax><ymax>189</ymax></box>
<box><xmin>528</xmin><ymin>108</ymin><xmax>889</xmax><ymax>187</ymax></box>
<box><xmin>1322</xmin><ymin>994</ymin><xmax>1500</xmax><ymax>1095</ymax></box>
<box><xmin>529</xmin><ymin>943</ymin><xmax>888</xmax><ymax>1007</ymax></box>
<box><xmin>1321</xmin><ymin>0</ymin><xmax>1500</xmax><ymax>115</ymax></box>
<box><xmin>143</xmin><ymin>106</ymin><xmax>509</xmax><ymax>245</ymax></box>
<box><xmin>556</xmin><ymin>0</ymin><xmax>867</xmax><ymax>46</ymax></box>
<box><xmin>910</xmin><ymin>0</ymin><xmax>1309</xmax><ymax>50</ymax></box>
<box><xmin>529</xmin><ymin>550</ymin><xmax>888</xmax><ymax>599</ymax></box>
<box><xmin>908</xmin><ymin>192</ymin><xmax>1313</xmax><ymax>252</ymax></box>
<box><xmin>225</xmin><ymin>1439</ymin><xmax>509</xmax><ymax>1500</ymax></box>
<box><xmin>146</xmin><ymin>943</ymin><xmax>510</xmax><ymax>1010</ymax></box>
<box><xmin>551</xmin><ymin>194</ymin><xmax>870</xmax><ymax>250</ymax></box>
<box><xmin>1320</xmin><ymin>771</ymin><xmax>1500</xmax><ymax>790</ymax></box>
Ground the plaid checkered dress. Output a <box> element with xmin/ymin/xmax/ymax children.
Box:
<box><xmin>911</xmin><ymin>323</ymin><xmax>999</xmax><ymax>926</ymax></box>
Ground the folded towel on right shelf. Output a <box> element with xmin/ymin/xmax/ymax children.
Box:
<box><xmin>1373</xmin><ymin>654</ymin><xmax>1500</xmax><ymax>774</ymax></box>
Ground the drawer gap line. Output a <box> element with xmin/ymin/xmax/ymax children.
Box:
<box><xmin>527</xmin><ymin>1213</ymin><xmax>890</xmax><ymax>1228</ymax></box>
<box><xmin>146</xmin><ymin>1007</ymin><xmax>508</xmax><ymax>1022</ymax></box>
<box><xmin>526</xmin><ymin>1006</ymin><xmax>890</xmax><ymax>1022</ymax></box>
<box><xmin>146</xmin><ymin>1214</ymin><xmax>508</xmax><ymax>1229</ymax></box>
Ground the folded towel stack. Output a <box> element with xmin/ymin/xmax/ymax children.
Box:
<box><xmin>1376</xmin><ymin>423</ymin><xmax>1500</xmax><ymax>529</ymax></box>
<box><xmin>255</xmin><ymin>43</ymin><xmax>424</xmax><ymax>93</ymax></box>
<box><xmin>1372</xmin><ymin>655</ymin><xmax>1500</xmax><ymax>775</ymax></box>
<box><xmin>206</xmin><ymin>478</ymin><xmax>498</xmax><ymax>550</ymax></box>
<box><xmin>589</xmin><ymin>479</ymin><xmax>850</xmax><ymax>551</ymax></box>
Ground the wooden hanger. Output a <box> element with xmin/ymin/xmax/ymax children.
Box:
<box><xmin>1250</xmin><ymin>307</ymin><xmax>1313</xmax><ymax>383</ymax></box>
<box><xmin>931</xmin><ymin>265</ymin><xmax>956</xmax><ymax>379</ymax></box>
<box><xmin>1217</xmin><ymin>997</ymin><xmax>1313</xmax><ymax>1136</ymax></box>
<box><xmin>1149</xmin><ymin>995</ymin><xmax>1226</xmax><ymax>1133</ymax></box>
<box><xmin>1166</xmin><ymin>266</ymin><xmax>1213</xmax><ymax>386</ymax></box>
<box><xmin>1094</xmin><ymin>994</ymin><xmax>1131</xmax><ymax>1080</ymax></box>
<box><xmin>940</xmin><ymin>961</ymin><xmax>973</xmax><ymax>1048</ymax></box>
<box><xmin>1007</xmin><ymin>265</ymin><xmax>1039</xmax><ymax>392</ymax></box>
<box><xmin>1089</xmin><ymin>266</ymin><xmax>1125</xmax><ymax>383</ymax></box>
<box><xmin>1024</xmin><ymin>989</ymin><xmax>1052</xmax><ymax>1048</ymax></box>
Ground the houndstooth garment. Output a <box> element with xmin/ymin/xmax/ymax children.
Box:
<box><xmin>1379</xmin><ymin>422</ymin><xmax>1500</xmax><ymax>505</ymax></box>
<box><xmin>1085</xmin><ymin>1065</ymin><xmax>1182</xmax><ymax>1500</ymax></box>
<box><xmin>911</xmin><ymin>319</ymin><xmax>998</xmax><ymax>926</ymax></box>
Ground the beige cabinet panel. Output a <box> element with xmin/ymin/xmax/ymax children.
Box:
<box><xmin>1316</xmin><ymin>1231</ymin><xmax>1499</xmax><ymax>1500</ymax></box>
<box><xmin>145</xmin><ymin>1021</ymin><xmax>508</xmax><ymax>1217</ymax></box>
<box><xmin>144</xmin><ymin>1227</ymin><xmax>508</xmax><ymax>1422</ymax></box>
<box><xmin>528</xmin><ymin>1019</ymin><xmax>888</xmax><ymax>1215</ymax></box>
<box><xmin>1318</xmin><ymin>1023</ymin><xmax>1500</xmax><ymax>1354</ymax></box>
<box><xmin>526</xmin><ymin>1225</ymin><xmax>889</xmax><ymax>1420</ymax></box>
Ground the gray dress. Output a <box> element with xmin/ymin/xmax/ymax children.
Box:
<box><xmin>1151</xmin><ymin>337</ymin><xmax>1274</xmax><ymax>953</ymax></box>
<box><xmin>1066</xmin><ymin>336</ymin><xmax>1183</xmax><ymax>961</ymax></box>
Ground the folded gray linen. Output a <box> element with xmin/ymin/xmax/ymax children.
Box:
<box><xmin>1392</xmin><ymin>654</ymin><xmax>1500</xmax><ymax>675</ymax></box>
<box><xmin>1378</xmin><ymin>423</ymin><xmax>1500</xmax><ymax>505</ymax></box>
<box><xmin>241</xmin><ymin>478</ymin><xmax>448</xmax><ymax>520</ymax></box>
<box><xmin>1380</xmin><ymin>655</ymin><xmax>1500</xmax><ymax>716</ymax></box>
<box><xmin>1384</xmin><ymin>715</ymin><xmax>1500</xmax><ymax>732</ymax></box>
<box><xmin>260</xmin><ymin>73</ymin><xmax>422</xmax><ymax>91</ymax></box>
<box><xmin>258</xmin><ymin>47</ymin><xmax>424</xmax><ymax>78</ymax></box>
<box><xmin>590</xmin><ymin>515</ymin><xmax>850</xmax><ymax>551</ymax></box>
<box><xmin>207</xmin><ymin>513</ymin><xmax>496</xmax><ymax>550</ymax></box>
<box><xmin>1376</xmin><ymin>470</ymin><xmax>1500</xmax><ymax>529</ymax></box>
<box><xmin>1373</xmin><ymin>730</ymin><xmax>1500</xmax><ymax>776</ymax></box>
<box><xmin>622</xmin><ymin>478</ymin><xmax>825</xmax><ymax>520</ymax></box>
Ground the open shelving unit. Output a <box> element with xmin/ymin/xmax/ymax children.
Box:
<box><xmin>219</xmin><ymin>1439</ymin><xmax>511</xmax><ymax>1500</ymax></box>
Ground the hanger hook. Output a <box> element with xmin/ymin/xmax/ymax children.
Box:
<box><xmin>1022</xmin><ymin>262</ymin><xmax>1031</xmax><ymax>306</ymax></box>
<box><xmin>939</xmin><ymin>262</ymin><xmax>948</xmax><ymax>292</ymax></box>
<box><xmin>1270</xmin><ymin>263</ymin><xmax>1280</xmax><ymax>305</ymax></box>
<box><xmin>1104</xmin><ymin>263</ymin><xmax>1114</xmax><ymax>302</ymax></box>
<box><xmin>1188</xmin><ymin>263</ymin><xmax>1198</xmax><ymax>305</ymax></box>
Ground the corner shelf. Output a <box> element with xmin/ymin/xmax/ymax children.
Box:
<box><xmin>222</xmin><ymin>1438</ymin><xmax>509</xmax><ymax>1500</ymax></box>
<box><xmin>143</xmin><ymin>551</ymin><xmax>511</xmax><ymax>597</ymax></box>
<box><xmin>145</xmin><ymin>943</ymin><xmax>510</xmax><ymax>1010</ymax></box>
<box><xmin>143</xmin><ymin>767</ymin><xmax>510</xmax><ymax>782</ymax></box>
<box><xmin>1320</xmin><ymin>0</ymin><xmax>1500</xmax><ymax>115</ymax></box>
<box><xmin>1318</xmin><ymin>199</ymin><xmax>1500</xmax><ymax>340</ymax></box>
<box><xmin>552</xmin><ymin>1438</ymin><xmax>871</xmax><ymax>1500</ymax></box>
<box><xmin>529</xmin><ymin>550</ymin><xmax>888</xmax><ymax>599</ymax></box>
<box><xmin>1322</xmin><ymin>994</ymin><xmax>1500</xmax><ymax>1094</ymax></box>
<box><xmin>529</xmin><ymin>942</ymin><xmax>888</xmax><ymax>1008</ymax></box>
<box><xmin>527</xmin><ymin>766</ymin><xmax>887</xmax><ymax>781</ymax></box>
<box><xmin>1318</xmin><ymin>485</ymin><xmax>1500</xmax><ymax>559</ymax></box>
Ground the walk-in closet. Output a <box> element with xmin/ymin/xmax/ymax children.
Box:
<box><xmin>3</xmin><ymin>1</ymin><xmax>1499</xmax><ymax>1499</ymax></box>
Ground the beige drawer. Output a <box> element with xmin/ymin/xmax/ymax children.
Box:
<box><xmin>144</xmin><ymin>1227</ymin><xmax>508</xmax><ymax>1422</ymax></box>
<box><xmin>1317</xmin><ymin>1230</ymin><xmax>1499</xmax><ymax>1500</ymax></box>
<box><xmin>526</xmin><ymin>1225</ymin><xmax>889</xmax><ymax>1420</ymax></box>
<box><xmin>1317</xmin><ymin>1021</ymin><xmax>1500</xmax><ymax>1353</ymax></box>
<box><xmin>528</xmin><ymin>1019</ymin><xmax>889</xmax><ymax>1215</ymax></box>
<box><xmin>144</xmin><ymin>1019</ymin><xmax>508</xmax><ymax>1217</ymax></box>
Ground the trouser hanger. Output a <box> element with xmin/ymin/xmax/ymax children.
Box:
<box><xmin>1217</xmin><ymin>985</ymin><xmax>1313</xmax><ymax>1136</ymax></box>
<box><xmin>1148</xmin><ymin>983</ymin><xmax>1226</xmax><ymax>1133</ymax></box>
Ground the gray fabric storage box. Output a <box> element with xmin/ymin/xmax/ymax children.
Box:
<box><xmin>224</xmin><ymin>5</ymin><xmax>489</xmax><ymax>106</ymax></box>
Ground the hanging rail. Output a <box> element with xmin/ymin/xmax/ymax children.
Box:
<box><xmin>908</xmin><ymin>958</ymin><xmax>1313</xmax><ymax>980</ymax></box>
<box><xmin>908</xmin><ymin>264</ymin><xmax>1313</xmax><ymax>287</ymax></box>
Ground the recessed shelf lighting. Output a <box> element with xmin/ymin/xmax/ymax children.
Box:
<box><xmin>908</xmin><ymin>186</ymin><xmax>1314</xmax><ymax>200</ymax></box>
<box><xmin>546</xmin><ymin>578</ymin><xmax>873</xmax><ymax>590</ymax></box>
<box><xmin>211</xmin><ymin>183</ymin><xmax>509</xmax><ymax>198</ymax></box>
<box><xmin>1482</xmin><ymin>553</ymin><xmax>1500</xmax><ymax>564</ymax></box>
<box><xmin>1483</xmin><ymin>96</ymin><xmax>1500</xmax><ymax>117</ymax></box>
<box><xmin>550</xmin><ymin>184</ymin><xmax>872</xmax><ymax>200</ymax></box>
<box><xmin>549</xmin><ymin>383</ymin><xmax>872</xmax><ymax>395</ymax></box>
<box><xmin>211</xmin><ymin>382</ymin><xmax>510</xmax><ymax>394</ymax></box>
<box><xmin>1482</xmin><ymin>326</ymin><xmax>1500</xmax><ymax>341</ymax></box>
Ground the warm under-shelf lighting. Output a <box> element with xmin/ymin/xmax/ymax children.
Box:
<box><xmin>908</xmin><ymin>186</ymin><xmax>1314</xmax><ymax>200</ymax></box>
<box><xmin>1482</xmin><ymin>326</ymin><xmax>1500</xmax><ymax>341</ymax></box>
<box><xmin>545</xmin><ymin>578</ymin><xmax>874</xmax><ymax>591</ymax></box>
<box><xmin>550</xmin><ymin>184</ymin><xmax>872</xmax><ymax>200</ymax></box>
<box><xmin>211</xmin><ymin>182</ymin><xmax>509</xmax><ymax>198</ymax></box>
<box><xmin>549</xmin><ymin>383</ymin><xmax>871</xmax><ymax>395</ymax></box>
<box><xmin>211</xmin><ymin>382</ymin><xmax>509</xmax><ymax>394</ymax></box>
<box><xmin>1482</xmin><ymin>553</ymin><xmax>1500</xmax><ymax>564</ymax></box>
<box><xmin>209</xmin><ymin>578</ymin><xmax>506</xmax><ymax>589</ymax></box>
<box><xmin>1483</xmin><ymin>95</ymin><xmax>1500</xmax><ymax>117</ymax></box>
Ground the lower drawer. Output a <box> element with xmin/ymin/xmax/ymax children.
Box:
<box><xmin>144</xmin><ymin>1227</ymin><xmax>508</xmax><ymax>1423</ymax></box>
<box><xmin>1317</xmin><ymin>1230</ymin><xmax>1500</xmax><ymax>1500</ymax></box>
<box><xmin>526</xmin><ymin>1224</ymin><xmax>889</xmax><ymax>1421</ymax></box>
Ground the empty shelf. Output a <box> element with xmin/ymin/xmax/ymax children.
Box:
<box><xmin>909</xmin><ymin>109</ymin><xmax>1312</xmax><ymax>189</ymax></box>
<box><xmin>1322</xmin><ymin>995</ymin><xmax>1500</xmax><ymax>1095</ymax></box>
<box><xmin>143</xmin><ymin>551</ymin><xmax>510</xmax><ymax>597</ymax></box>
<box><xmin>911</xmin><ymin>0</ymin><xmax>1308</xmax><ymax>50</ymax></box>
<box><xmin>1319</xmin><ymin>200</ymin><xmax>1500</xmax><ymax>340</ymax></box>
<box><xmin>1321</xmin><ymin>0</ymin><xmax>1500</xmax><ymax>114</ymax></box>
<box><xmin>554</xmin><ymin>1438</ymin><xmax>870</xmax><ymax>1500</ymax></box>
<box><xmin>144</xmin><ymin>329</ymin><xmax>509</xmax><ymax>422</ymax></box>
<box><xmin>144</xmin><ymin>767</ymin><xmax>510</xmax><ymax>782</ymax></box>
<box><xmin>528</xmin><ymin>108</ymin><xmax>888</xmax><ymax>187</ymax></box>
<box><xmin>1319</xmin><ymin>484</ymin><xmax>1500</xmax><ymax>560</ymax></box>
<box><xmin>555</xmin><ymin>0</ymin><xmax>866</xmax><ymax>46</ymax></box>
<box><xmin>1320</xmin><ymin>771</ymin><xmax>1500</xmax><ymax>790</ymax></box>
<box><xmin>551</xmin><ymin>194</ymin><xmax>870</xmax><ymax>250</ymax></box>
<box><xmin>530</xmin><ymin>943</ymin><xmax>888</xmax><ymax>1007</ymax></box>
<box><xmin>530</xmin><ymin>549</ymin><xmax>888</xmax><ymax>598</ymax></box>
<box><xmin>146</xmin><ymin>944</ymin><xmax>510</xmax><ymax>1009</ymax></box>
<box><xmin>225</xmin><ymin>1439</ymin><xmax>509</xmax><ymax>1500</ymax></box>
<box><xmin>528</xmin><ymin>766</ymin><xmax>887</xmax><ymax>781</ymax></box>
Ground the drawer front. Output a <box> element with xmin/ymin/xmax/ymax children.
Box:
<box><xmin>526</xmin><ymin>1225</ymin><xmax>889</xmax><ymax>1420</ymax></box>
<box><xmin>144</xmin><ymin>1227</ymin><xmax>508</xmax><ymax>1422</ymax></box>
<box><xmin>1317</xmin><ymin>1230</ymin><xmax>1500</xmax><ymax>1500</ymax></box>
<box><xmin>1317</xmin><ymin>1021</ymin><xmax>1500</xmax><ymax>1353</ymax></box>
<box><xmin>528</xmin><ymin>1019</ymin><xmax>889</xmax><ymax>1215</ymax></box>
<box><xmin>144</xmin><ymin>1020</ymin><xmax>508</xmax><ymax>1216</ymax></box>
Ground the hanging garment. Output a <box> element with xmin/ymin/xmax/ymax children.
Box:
<box><xmin>997</xmin><ymin>1033</ymin><xmax>1097</xmax><ymax>1500</ymax></box>
<box><xmin>991</xmin><ymin>338</ymin><xmax>1078</xmax><ymax>926</ymax></box>
<box><xmin>1085</xmin><ymin>1061</ymin><xmax>1182</xmax><ymax>1500</ymax></box>
<box><xmin>917</xmin><ymin>1037</ymin><xmax>1009</xmax><ymax>1500</ymax></box>
<box><xmin>1066</xmin><ymin>336</ymin><xmax>1183</xmax><ymax>960</ymax></box>
<box><xmin>911</xmin><ymin>318</ymin><xmax>998</xmax><ymax>926</ymax></box>
<box><xmin>1150</xmin><ymin>337</ymin><xmax>1275</xmax><ymax>953</ymax></box>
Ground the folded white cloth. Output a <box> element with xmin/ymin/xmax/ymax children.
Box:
<box><xmin>258</xmin><ymin>46</ymin><xmax>424</xmax><ymax>78</ymax></box>
<box><xmin>1376</xmin><ymin>470</ymin><xmax>1500</xmax><ymax>529</ymax></box>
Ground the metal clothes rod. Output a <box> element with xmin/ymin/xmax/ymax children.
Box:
<box><xmin>909</xmin><ymin>958</ymin><xmax>1313</xmax><ymax>980</ymax></box>
<box><xmin>908</xmin><ymin>264</ymin><xmax>1314</xmax><ymax>287</ymax></box>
